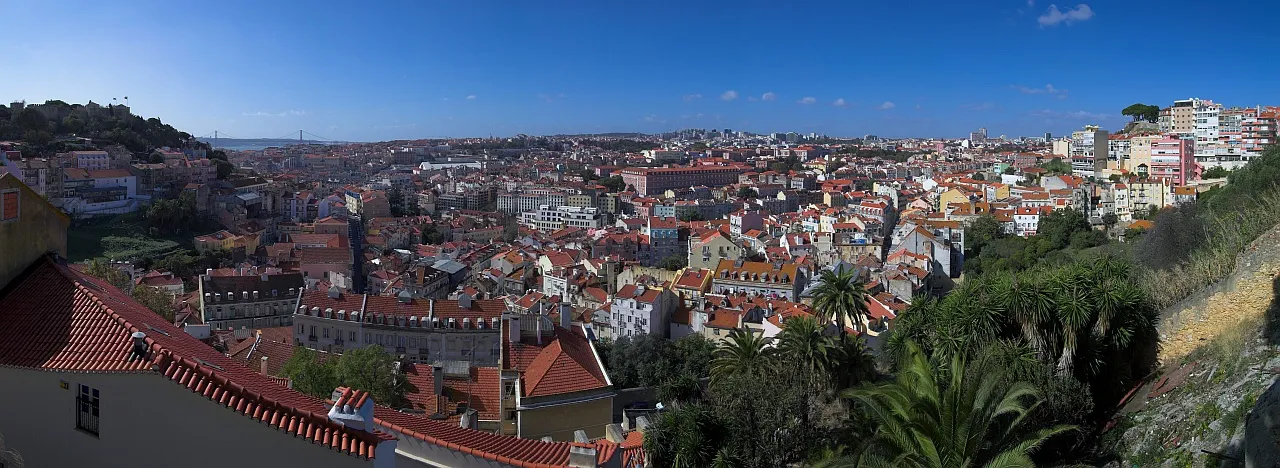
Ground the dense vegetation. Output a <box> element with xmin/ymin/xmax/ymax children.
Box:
<box><xmin>963</xmin><ymin>208</ymin><xmax>1109</xmax><ymax>275</ymax></box>
<box><xmin>1</xmin><ymin>100</ymin><xmax>201</xmax><ymax>156</ymax></box>
<box><xmin>280</xmin><ymin>345</ymin><xmax>407</xmax><ymax>408</ymax></box>
<box><xmin>83</xmin><ymin>259</ymin><xmax>178</xmax><ymax>321</ymax></box>
<box><xmin>595</xmin><ymin>334</ymin><xmax>715</xmax><ymax>389</ymax></box>
<box><xmin>1136</xmin><ymin>144</ymin><xmax>1280</xmax><ymax>308</ymax></box>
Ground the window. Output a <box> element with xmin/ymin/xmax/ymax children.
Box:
<box><xmin>1</xmin><ymin>190</ymin><xmax>17</xmax><ymax>222</ymax></box>
<box><xmin>322</xmin><ymin>327</ymin><xmax>329</xmax><ymax>338</ymax></box>
<box><xmin>77</xmin><ymin>384</ymin><xmax>100</xmax><ymax>436</ymax></box>
<box><xmin>297</xmin><ymin>324</ymin><xmax>304</xmax><ymax>334</ymax></box>
<box><xmin>350</xmin><ymin>331</ymin><xmax>356</xmax><ymax>342</ymax></box>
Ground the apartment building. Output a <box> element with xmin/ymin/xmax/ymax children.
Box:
<box><xmin>1243</xmin><ymin>111</ymin><xmax>1278</xmax><ymax>155</ymax></box>
<box><xmin>199</xmin><ymin>270</ymin><xmax>305</xmax><ymax>330</ymax></box>
<box><xmin>610</xmin><ymin>284</ymin><xmax>679</xmax><ymax>338</ymax></box>
<box><xmin>1167</xmin><ymin>98</ymin><xmax>1198</xmax><ymax>135</ymax></box>
<box><xmin>710</xmin><ymin>259</ymin><xmax>806</xmax><ymax>301</ymax></box>
<box><xmin>521</xmin><ymin>204</ymin><xmax>604</xmax><ymax>231</ymax></box>
<box><xmin>294</xmin><ymin>289</ymin><xmax>507</xmax><ymax>364</ymax></box>
<box><xmin>1150</xmin><ymin>136</ymin><xmax>1197</xmax><ymax>185</ymax></box>
<box><xmin>1068</xmin><ymin>125</ymin><xmax>1109</xmax><ymax>174</ymax></box>
<box><xmin>619</xmin><ymin>166</ymin><xmax>742</xmax><ymax>196</ymax></box>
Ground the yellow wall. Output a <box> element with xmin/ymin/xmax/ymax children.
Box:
<box><xmin>518</xmin><ymin>396</ymin><xmax>613</xmax><ymax>441</ymax></box>
<box><xmin>0</xmin><ymin>174</ymin><xmax>69</xmax><ymax>289</ymax></box>
<box><xmin>937</xmin><ymin>188</ymin><xmax>968</xmax><ymax>210</ymax></box>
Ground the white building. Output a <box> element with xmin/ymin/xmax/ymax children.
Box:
<box><xmin>610</xmin><ymin>284</ymin><xmax>678</xmax><ymax>339</ymax></box>
<box><xmin>522</xmin><ymin>204</ymin><xmax>604</xmax><ymax>231</ymax></box>
<box><xmin>0</xmin><ymin>257</ymin><xmax>395</xmax><ymax>468</ymax></box>
<box><xmin>1013</xmin><ymin>207</ymin><xmax>1041</xmax><ymax>237</ymax></box>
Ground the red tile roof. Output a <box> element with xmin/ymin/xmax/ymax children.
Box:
<box><xmin>0</xmin><ymin>256</ymin><xmax>392</xmax><ymax>458</ymax></box>
<box><xmin>504</xmin><ymin>325</ymin><xmax>610</xmax><ymax>398</ymax></box>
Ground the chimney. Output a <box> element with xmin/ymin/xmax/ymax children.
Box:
<box><xmin>605</xmin><ymin>423</ymin><xmax>625</xmax><ymax>443</ymax></box>
<box><xmin>129</xmin><ymin>331</ymin><xmax>148</xmax><ymax>361</ymax></box>
<box><xmin>568</xmin><ymin>445</ymin><xmax>598</xmax><ymax>468</ymax></box>
<box><xmin>536</xmin><ymin>313</ymin><xmax>543</xmax><ymax>346</ymax></box>
<box><xmin>508</xmin><ymin>316</ymin><xmax>521</xmax><ymax>342</ymax></box>
<box><xmin>432</xmin><ymin>365</ymin><xmax>444</xmax><ymax>397</ymax></box>
<box><xmin>560</xmin><ymin>301</ymin><xmax>572</xmax><ymax>329</ymax></box>
<box><xmin>573</xmin><ymin>430</ymin><xmax>589</xmax><ymax>443</ymax></box>
<box><xmin>459</xmin><ymin>408</ymin><xmax>478</xmax><ymax>430</ymax></box>
<box><xmin>260</xmin><ymin>356</ymin><xmax>269</xmax><ymax>376</ymax></box>
<box><xmin>634</xmin><ymin>415</ymin><xmax>651</xmax><ymax>431</ymax></box>
<box><xmin>327</xmin><ymin>387</ymin><xmax>375</xmax><ymax>432</ymax></box>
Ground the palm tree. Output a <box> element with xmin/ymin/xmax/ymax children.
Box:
<box><xmin>835</xmin><ymin>341</ymin><xmax>1073</xmax><ymax>467</ymax></box>
<box><xmin>710</xmin><ymin>330</ymin><xmax>774</xmax><ymax>384</ymax></box>
<box><xmin>776</xmin><ymin>315</ymin><xmax>834</xmax><ymax>379</ymax></box>
<box><xmin>1053</xmin><ymin>282</ymin><xmax>1093</xmax><ymax>376</ymax></box>
<box><xmin>993</xmin><ymin>274</ymin><xmax>1056</xmax><ymax>360</ymax></box>
<box><xmin>811</xmin><ymin>268</ymin><xmax>871</xmax><ymax>341</ymax></box>
<box><xmin>829</xmin><ymin>335</ymin><xmax>877</xmax><ymax>391</ymax></box>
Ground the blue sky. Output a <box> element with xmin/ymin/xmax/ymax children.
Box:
<box><xmin>3</xmin><ymin>0</ymin><xmax>1279</xmax><ymax>141</ymax></box>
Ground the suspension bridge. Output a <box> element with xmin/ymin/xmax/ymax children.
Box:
<box><xmin>195</xmin><ymin>130</ymin><xmax>345</xmax><ymax>148</ymax></box>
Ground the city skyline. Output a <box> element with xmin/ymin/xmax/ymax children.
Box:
<box><xmin>4</xmin><ymin>0</ymin><xmax>1280</xmax><ymax>141</ymax></box>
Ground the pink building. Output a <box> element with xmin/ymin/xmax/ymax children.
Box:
<box><xmin>1150</xmin><ymin>136</ymin><xmax>1197</xmax><ymax>185</ymax></box>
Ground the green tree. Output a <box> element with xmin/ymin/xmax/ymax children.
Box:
<box><xmin>1002</xmin><ymin>166</ymin><xmax>1016</xmax><ymax>175</ymax></box>
<box><xmin>1039</xmin><ymin>158</ymin><xmax>1073</xmax><ymax>175</ymax></box>
<box><xmin>131</xmin><ymin>284</ymin><xmax>176</xmax><ymax>322</ymax></box>
<box><xmin>736</xmin><ymin>186</ymin><xmax>756</xmax><ymax>199</ymax></box>
<box><xmin>280</xmin><ymin>347</ymin><xmax>338</xmax><ymax>398</ymax></box>
<box><xmin>776</xmin><ymin>315</ymin><xmax>833</xmax><ymax>380</ymax></box>
<box><xmin>598</xmin><ymin>175</ymin><xmax>625</xmax><ymax>193</ymax></box>
<box><xmin>85</xmin><ymin>258</ymin><xmax>134</xmax><ymax>292</ymax></box>
<box><xmin>710</xmin><ymin>330</ymin><xmax>774</xmax><ymax>384</ymax></box>
<box><xmin>677</xmin><ymin>211</ymin><xmax>704</xmax><ymax>222</ymax></box>
<box><xmin>1202</xmin><ymin>166</ymin><xmax>1230</xmax><ymax>179</ymax></box>
<box><xmin>14</xmin><ymin>108</ymin><xmax>48</xmax><ymax>132</ymax></box>
<box><xmin>972</xmin><ymin>172</ymin><xmax>985</xmax><ymax>181</ymax></box>
<box><xmin>421</xmin><ymin>223</ymin><xmax>445</xmax><ymax>245</ymax></box>
<box><xmin>656</xmin><ymin>254</ymin><xmax>687</xmax><ymax>271</ymax></box>
<box><xmin>811</xmin><ymin>268</ymin><xmax>871</xmax><ymax>340</ymax></box>
<box><xmin>964</xmin><ymin>214</ymin><xmax>1006</xmax><ymax>256</ymax></box>
<box><xmin>334</xmin><ymin>345</ymin><xmax>405</xmax><ymax>408</ymax></box>
<box><xmin>214</xmin><ymin>159</ymin><xmax>234</xmax><ymax>179</ymax></box>
<box><xmin>1121</xmin><ymin>103</ymin><xmax>1161</xmax><ymax>123</ymax></box>
<box><xmin>836</xmin><ymin>342</ymin><xmax>1073</xmax><ymax>467</ymax></box>
<box><xmin>643</xmin><ymin>403</ymin><xmax>734</xmax><ymax>468</ymax></box>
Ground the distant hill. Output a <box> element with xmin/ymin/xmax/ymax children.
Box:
<box><xmin>197</xmin><ymin>138</ymin><xmax>348</xmax><ymax>150</ymax></box>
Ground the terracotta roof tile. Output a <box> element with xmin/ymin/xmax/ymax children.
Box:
<box><xmin>0</xmin><ymin>257</ymin><xmax>390</xmax><ymax>458</ymax></box>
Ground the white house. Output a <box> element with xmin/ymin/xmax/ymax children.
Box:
<box><xmin>610</xmin><ymin>284</ymin><xmax>678</xmax><ymax>339</ymax></box>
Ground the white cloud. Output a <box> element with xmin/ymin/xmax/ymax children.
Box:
<box><xmin>683</xmin><ymin>93</ymin><xmax>703</xmax><ymax>102</ymax></box>
<box><xmin>877</xmin><ymin>101</ymin><xmax>896</xmax><ymax>110</ymax></box>
<box><xmin>761</xmin><ymin>92</ymin><xmax>777</xmax><ymax>101</ymax></box>
<box><xmin>243</xmin><ymin>110</ymin><xmax>306</xmax><ymax>117</ymax></box>
<box><xmin>832</xmin><ymin>98</ymin><xmax>848</xmax><ymax>107</ymax></box>
<box><xmin>1012</xmin><ymin>83</ymin><xmax>1069</xmax><ymax>99</ymax></box>
<box><xmin>798</xmin><ymin>97</ymin><xmax>817</xmax><ymax>105</ymax></box>
<box><xmin>1038</xmin><ymin>4</ymin><xmax>1094</xmax><ymax>27</ymax></box>
<box><xmin>465</xmin><ymin>95</ymin><xmax>476</xmax><ymax>100</ymax></box>
<box><xmin>721</xmin><ymin>90</ymin><xmax>739</xmax><ymax>101</ymax></box>
<box><xmin>643</xmin><ymin>115</ymin><xmax>667</xmax><ymax>124</ymax></box>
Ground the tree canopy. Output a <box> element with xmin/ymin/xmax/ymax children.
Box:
<box><xmin>1121</xmin><ymin>103</ymin><xmax>1161</xmax><ymax>123</ymax></box>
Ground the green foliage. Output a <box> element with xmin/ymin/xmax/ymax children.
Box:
<box><xmin>736</xmin><ymin>186</ymin><xmax>756</xmax><ymax>199</ymax></box>
<box><xmin>84</xmin><ymin>258</ymin><xmax>175</xmax><ymax>321</ymax></box>
<box><xmin>656</xmin><ymin>254</ymin><xmax>687</xmax><ymax>271</ymax></box>
<box><xmin>421</xmin><ymin>223</ymin><xmax>445</xmax><ymax>245</ymax></box>
<box><xmin>213</xmin><ymin>159</ymin><xmax>234</xmax><ymax>179</ymax></box>
<box><xmin>146</xmin><ymin>191</ymin><xmax>198</xmax><ymax>235</ymax></box>
<box><xmin>1003</xmin><ymin>166</ymin><xmax>1017</xmax><ymax>175</ymax></box>
<box><xmin>3</xmin><ymin>101</ymin><xmax>198</xmax><ymax>155</ymax></box>
<box><xmin>334</xmin><ymin>345</ymin><xmax>406</xmax><ymax>408</ymax></box>
<box><xmin>966</xmin><ymin>208</ymin><xmax>1100</xmax><ymax>275</ymax></box>
<box><xmin>1121</xmin><ymin>103</ymin><xmax>1161</xmax><ymax>123</ymax></box>
<box><xmin>1040</xmin><ymin>157</ymin><xmax>1073</xmax><ymax>175</ymax></box>
<box><xmin>963</xmin><ymin>214</ymin><xmax>1006</xmax><ymax>257</ymax></box>
<box><xmin>887</xmin><ymin>258</ymin><xmax>1159</xmax><ymax>408</ymax></box>
<box><xmin>598</xmin><ymin>334</ymin><xmax>714</xmax><ymax>389</ymax></box>
<box><xmin>1135</xmin><ymin>203</ymin><xmax>1206</xmax><ymax>270</ymax></box>
<box><xmin>972</xmin><ymin>172</ymin><xmax>985</xmax><ymax>181</ymax></box>
<box><xmin>689</xmin><ymin>142</ymin><xmax>708</xmax><ymax>151</ymax></box>
<box><xmin>598</xmin><ymin>175</ymin><xmax>625</xmax><ymax>192</ymax></box>
<box><xmin>1202</xmin><ymin>166</ymin><xmax>1230</xmax><ymax>179</ymax></box>
<box><xmin>833</xmin><ymin>341</ymin><xmax>1074</xmax><ymax>467</ymax></box>
<box><xmin>280</xmin><ymin>347</ymin><xmax>338</xmax><ymax>397</ymax></box>
<box><xmin>710</xmin><ymin>330</ymin><xmax>774</xmax><ymax>383</ymax></box>
<box><xmin>676</xmin><ymin>211</ymin><xmax>703</xmax><ymax>222</ymax></box>
<box><xmin>811</xmin><ymin>268</ymin><xmax>871</xmax><ymax>338</ymax></box>
<box><xmin>826</xmin><ymin>161</ymin><xmax>846</xmax><ymax>173</ymax></box>
<box><xmin>282</xmin><ymin>345</ymin><xmax>405</xmax><ymax>407</ymax></box>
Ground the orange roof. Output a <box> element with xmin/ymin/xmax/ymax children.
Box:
<box><xmin>504</xmin><ymin>326</ymin><xmax>610</xmax><ymax>398</ymax></box>
<box><xmin>0</xmin><ymin>256</ymin><xmax>392</xmax><ymax>458</ymax></box>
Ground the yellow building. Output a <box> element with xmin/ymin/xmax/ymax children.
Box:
<box><xmin>936</xmin><ymin>187</ymin><xmax>970</xmax><ymax>211</ymax></box>
<box><xmin>0</xmin><ymin>173</ymin><xmax>70</xmax><ymax>289</ymax></box>
<box><xmin>500</xmin><ymin>319</ymin><xmax>615</xmax><ymax>441</ymax></box>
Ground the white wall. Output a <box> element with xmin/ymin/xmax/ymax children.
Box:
<box><xmin>0</xmin><ymin>367</ymin><xmax>374</xmax><ymax>468</ymax></box>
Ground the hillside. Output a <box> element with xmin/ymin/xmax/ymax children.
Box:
<box><xmin>1106</xmin><ymin>222</ymin><xmax>1280</xmax><ymax>467</ymax></box>
<box><xmin>0</xmin><ymin>100</ymin><xmax>202</xmax><ymax>156</ymax></box>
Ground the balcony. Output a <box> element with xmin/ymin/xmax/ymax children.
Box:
<box><xmin>334</xmin><ymin>338</ymin><xmax>344</xmax><ymax>346</ymax></box>
<box><xmin>308</xmin><ymin>335</ymin><xmax>317</xmax><ymax>342</ymax></box>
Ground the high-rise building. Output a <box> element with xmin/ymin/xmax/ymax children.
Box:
<box><xmin>1168</xmin><ymin>98</ymin><xmax>1199</xmax><ymax>135</ymax></box>
<box><xmin>1044</xmin><ymin>132</ymin><xmax>1052</xmax><ymax>142</ymax></box>
<box><xmin>1069</xmin><ymin>125</ymin><xmax>1109</xmax><ymax>174</ymax></box>
<box><xmin>1150</xmin><ymin>136</ymin><xmax>1197</xmax><ymax>185</ymax></box>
